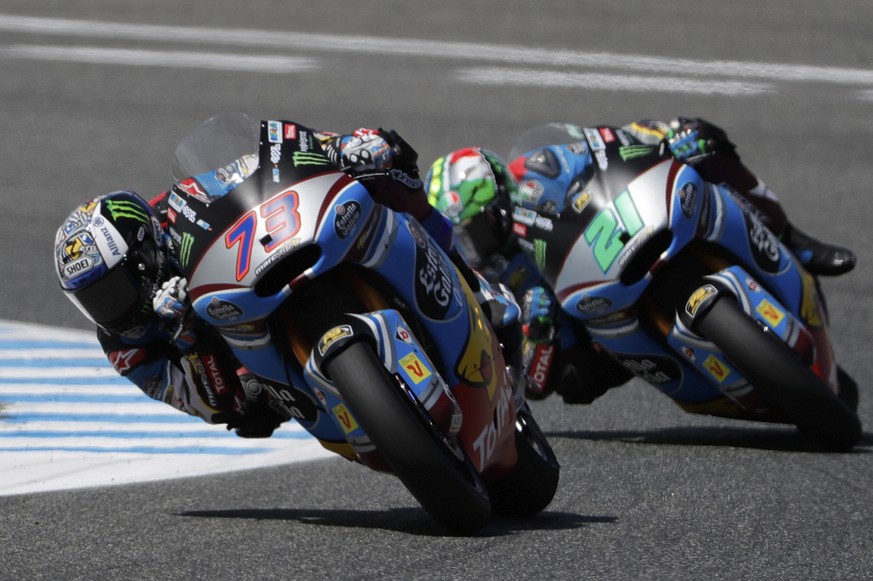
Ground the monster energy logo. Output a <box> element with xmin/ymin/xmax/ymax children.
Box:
<box><xmin>104</xmin><ymin>199</ymin><xmax>148</xmax><ymax>222</ymax></box>
<box><xmin>179</xmin><ymin>233</ymin><xmax>195</xmax><ymax>268</ymax></box>
<box><xmin>619</xmin><ymin>145</ymin><xmax>657</xmax><ymax>162</ymax></box>
<box><xmin>534</xmin><ymin>239</ymin><xmax>548</xmax><ymax>271</ymax></box>
<box><xmin>292</xmin><ymin>152</ymin><xmax>329</xmax><ymax>166</ymax></box>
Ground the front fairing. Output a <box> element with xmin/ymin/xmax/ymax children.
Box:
<box><xmin>167</xmin><ymin>119</ymin><xmax>374</xmax><ymax>325</ymax></box>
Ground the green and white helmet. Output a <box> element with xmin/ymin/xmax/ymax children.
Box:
<box><xmin>425</xmin><ymin>147</ymin><xmax>517</xmax><ymax>267</ymax></box>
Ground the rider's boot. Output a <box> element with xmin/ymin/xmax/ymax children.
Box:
<box><xmin>781</xmin><ymin>223</ymin><xmax>856</xmax><ymax>276</ymax></box>
<box><xmin>553</xmin><ymin>342</ymin><xmax>633</xmax><ymax>404</ymax></box>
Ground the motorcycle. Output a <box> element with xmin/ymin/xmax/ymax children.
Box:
<box><xmin>165</xmin><ymin>113</ymin><xmax>559</xmax><ymax>533</ymax></box>
<box><xmin>511</xmin><ymin>125</ymin><xmax>861</xmax><ymax>451</ymax></box>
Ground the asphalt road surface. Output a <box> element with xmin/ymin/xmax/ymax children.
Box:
<box><xmin>2</xmin><ymin>1</ymin><xmax>873</xmax><ymax>579</ymax></box>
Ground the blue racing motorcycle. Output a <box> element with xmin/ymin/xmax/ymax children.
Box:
<box><xmin>511</xmin><ymin>126</ymin><xmax>861</xmax><ymax>451</ymax></box>
<box><xmin>165</xmin><ymin>113</ymin><xmax>559</xmax><ymax>533</ymax></box>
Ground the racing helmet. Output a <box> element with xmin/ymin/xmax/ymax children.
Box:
<box><xmin>54</xmin><ymin>190</ymin><xmax>168</xmax><ymax>335</ymax></box>
<box><xmin>425</xmin><ymin>147</ymin><xmax>517</xmax><ymax>268</ymax></box>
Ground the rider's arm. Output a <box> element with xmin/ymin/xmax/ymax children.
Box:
<box><xmin>98</xmin><ymin>326</ymin><xmax>284</xmax><ymax>437</ymax></box>
<box><xmin>318</xmin><ymin>127</ymin><xmax>454</xmax><ymax>251</ymax></box>
<box><xmin>623</xmin><ymin>118</ymin><xmax>788</xmax><ymax>233</ymax></box>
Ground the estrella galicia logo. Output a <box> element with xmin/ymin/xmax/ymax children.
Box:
<box><xmin>334</xmin><ymin>201</ymin><xmax>362</xmax><ymax>240</ymax></box>
<box><xmin>743</xmin><ymin>211</ymin><xmax>781</xmax><ymax>273</ymax></box>
<box><xmin>679</xmin><ymin>182</ymin><xmax>697</xmax><ymax>218</ymax></box>
<box><xmin>206</xmin><ymin>297</ymin><xmax>245</xmax><ymax>321</ymax></box>
<box><xmin>576</xmin><ymin>295</ymin><xmax>612</xmax><ymax>315</ymax></box>
<box><xmin>409</xmin><ymin>220</ymin><xmax>454</xmax><ymax>320</ymax></box>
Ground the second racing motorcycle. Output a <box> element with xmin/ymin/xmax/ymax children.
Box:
<box><xmin>511</xmin><ymin>125</ymin><xmax>861</xmax><ymax>451</ymax></box>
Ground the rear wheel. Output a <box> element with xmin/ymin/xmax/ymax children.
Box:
<box><xmin>488</xmin><ymin>404</ymin><xmax>560</xmax><ymax>517</ymax></box>
<box><xmin>694</xmin><ymin>295</ymin><xmax>862</xmax><ymax>451</ymax></box>
<box><xmin>324</xmin><ymin>340</ymin><xmax>492</xmax><ymax>534</ymax></box>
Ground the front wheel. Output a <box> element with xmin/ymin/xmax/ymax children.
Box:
<box><xmin>324</xmin><ymin>340</ymin><xmax>492</xmax><ymax>534</ymax></box>
<box><xmin>694</xmin><ymin>295</ymin><xmax>862</xmax><ymax>451</ymax></box>
<box><xmin>488</xmin><ymin>404</ymin><xmax>560</xmax><ymax>517</ymax></box>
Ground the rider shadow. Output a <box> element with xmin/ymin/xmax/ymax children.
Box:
<box><xmin>549</xmin><ymin>426</ymin><xmax>873</xmax><ymax>453</ymax></box>
<box><xmin>178</xmin><ymin>507</ymin><xmax>616</xmax><ymax>537</ymax></box>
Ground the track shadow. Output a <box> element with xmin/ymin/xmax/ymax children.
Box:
<box><xmin>547</xmin><ymin>425</ymin><xmax>873</xmax><ymax>453</ymax></box>
<box><xmin>178</xmin><ymin>506</ymin><xmax>616</xmax><ymax>537</ymax></box>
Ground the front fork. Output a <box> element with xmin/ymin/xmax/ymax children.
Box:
<box><xmin>301</xmin><ymin>309</ymin><xmax>463</xmax><ymax>471</ymax></box>
<box><xmin>670</xmin><ymin>264</ymin><xmax>837</xmax><ymax>397</ymax></box>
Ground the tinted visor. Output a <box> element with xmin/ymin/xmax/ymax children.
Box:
<box><xmin>454</xmin><ymin>211</ymin><xmax>501</xmax><ymax>270</ymax></box>
<box><xmin>67</xmin><ymin>265</ymin><xmax>146</xmax><ymax>329</ymax></box>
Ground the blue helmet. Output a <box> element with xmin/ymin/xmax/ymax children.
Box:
<box><xmin>54</xmin><ymin>190</ymin><xmax>168</xmax><ymax>335</ymax></box>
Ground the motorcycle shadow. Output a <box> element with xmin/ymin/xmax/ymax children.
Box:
<box><xmin>178</xmin><ymin>507</ymin><xmax>616</xmax><ymax>537</ymax></box>
<box><xmin>549</xmin><ymin>426</ymin><xmax>873</xmax><ymax>453</ymax></box>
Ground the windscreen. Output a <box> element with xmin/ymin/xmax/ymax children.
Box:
<box><xmin>507</xmin><ymin>122</ymin><xmax>588</xmax><ymax>161</ymax></box>
<box><xmin>171</xmin><ymin>112</ymin><xmax>260</xmax><ymax>180</ymax></box>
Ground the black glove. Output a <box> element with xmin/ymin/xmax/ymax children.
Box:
<box><xmin>226</xmin><ymin>373</ymin><xmax>286</xmax><ymax>438</ymax></box>
<box><xmin>378</xmin><ymin>128</ymin><xmax>419</xmax><ymax>173</ymax></box>
<box><xmin>665</xmin><ymin>117</ymin><xmax>738</xmax><ymax>163</ymax></box>
<box><xmin>227</xmin><ymin>405</ymin><xmax>285</xmax><ymax>438</ymax></box>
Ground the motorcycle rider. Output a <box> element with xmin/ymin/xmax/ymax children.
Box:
<box><xmin>55</xmin><ymin>118</ymin><xmax>519</xmax><ymax>437</ymax></box>
<box><xmin>425</xmin><ymin>117</ymin><xmax>857</xmax><ymax>404</ymax></box>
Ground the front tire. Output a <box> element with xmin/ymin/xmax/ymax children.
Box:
<box><xmin>324</xmin><ymin>340</ymin><xmax>492</xmax><ymax>534</ymax></box>
<box><xmin>694</xmin><ymin>296</ymin><xmax>862</xmax><ymax>451</ymax></box>
<box><xmin>488</xmin><ymin>404</ymin><xmax>560</xmax><ymax>517</ymax></box>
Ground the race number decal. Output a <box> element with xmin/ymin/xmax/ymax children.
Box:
<box><xmin>584</xmin><ymin>190</ymin><xmax>644</xmax><ymax>272</ymax></box>
<box><xmin>225</xmin><ymin>189</ymin><xmax>301</xmax><ymax>281</ymax></box>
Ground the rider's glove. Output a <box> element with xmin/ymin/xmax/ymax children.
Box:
<box><xmin>521</xmin><ymin>286</ymin><xmax>557</xmax><ymax>344</ymax></box>
<box><xmin>228</xmin><ymin>406</ymin><xmax>284</xmax><ymax>438</ymax></box>
<box><xmin>340</xmin><ymin>129</ymin><xmax>394</xmax><ymax>174</ymax></box>
<box><xmin>341</xmin><ymin>128</ymin><xmax>422</xmax><ymax>190</ymax></box>
<box><xmin>228</xmin><ymin>370</ymin><xmax>287</xmax><ymax>438</ymax></box>
<box><xmin>666</xmin><ymin>118</ymin><xmax>711</xmax><ymax>162</ymax></box>
<box><xmin>152</xmin><ymin>276</ymin><xmax>188</xmax><ymax>321</ymax></box>
<box><xmin>665</xmin><ymin>117</ymin><xmax>738</xmax><ymax>163</ymax></box>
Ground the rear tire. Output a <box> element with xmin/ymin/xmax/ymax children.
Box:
<box><xmin>488</xmin><ymin>404</ymin><xmax>560</xmax><ymax>517</ymax></box>
<box><xmin>324</xmin><ymin>340</ymin><xmax>492</xmax><ymax>534</ymax></box>
<box><xmin>694</xmin><ymin>295</ymin><xmax>861</xmax><ymax>451</ymax></box>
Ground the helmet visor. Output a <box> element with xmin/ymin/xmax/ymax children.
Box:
<box><xmin>67</xmin><ymin>264</ymin><xmax>147</xmax><ymax>329</ymax></box>
<box><xmin>454</xmin><ymin>211</ymin><xmax>501</xmax><ymax>270</ymax></box>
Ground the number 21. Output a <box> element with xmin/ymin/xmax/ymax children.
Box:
<box><xmin>583</xmin><ymin>190</ymin><xmax>643</xmax><ymax>272</ymax></box>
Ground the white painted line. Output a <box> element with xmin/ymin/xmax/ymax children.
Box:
<box><xmin>0</xmin><ymin>348</ymin><xmax>105</xmax><ymax>359</ymax></box>
<box><xmin>1</xmin><ymin>45</ymin><xmax>317</xmax><ymax>73</ymax></box>
<box><xmin>0</xmin><ymin>420</ymin><xmax>272</xmax><ymax>433</ymax></box>
<box><xmin>0</xmin><ymin>444</ymin><xmax>329</xmax><ymax>496</ymax></box>
<box><xmin>458</xmin><ymin>67</ymin><xmax>774</xmax><ymax>95</ymax></box>
<box><xmin>0</xmin><ymin>384</ymin><xmax>144</xmax><ymax>396</ymax></box>
<box><xmin>0</xmin><ymin>366</ymin><xmax>119</xmax><ymax>379</ymax></box>
<box><xmin>0</xmin><ymin>13</ymin><xmax>872</xmax><ymax>86</ymax></box>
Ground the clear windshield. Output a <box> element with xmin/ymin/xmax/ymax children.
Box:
<box><xmin>171</xmin><ymin>112</ymin><xmax>260</xmax><ymax>181</ymax></box>
<box><xmin>507</xmin><ymin>122</ymin><xmax>588</xmax><ymax>161</ymax></box>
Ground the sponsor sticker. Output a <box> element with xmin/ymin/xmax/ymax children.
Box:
<box><xmin>332</xmin><ymin>403</ymin><xmax>359</xmax><ymax>434</ymax></box>
<box><xmin>400</xmin><ymin>352</ymin><xmax>432</xmax><ymax>384</ymax></box>
<box><xmin>318</xmin><ymin>325</ymin><xmax>353</xmax><ymax>356</ymax></box>
<box><xmin>703</xmin><ymin>354</ymin><xmax>731</xmax><ymax>383</ymax></box>
<box><xmin>756</xmin><ymin>298</ymin><xmax>785</xmax><ymax>328</ymax></box>
<box><xmin>685</xmin><ymin>284</ymin><xmax>718</xmax><ymax>318</ymax></box>
<box><xmin>268</xmin><ymin>120</ymin><xmax>283</xmax><ymax>143</ymax></box>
